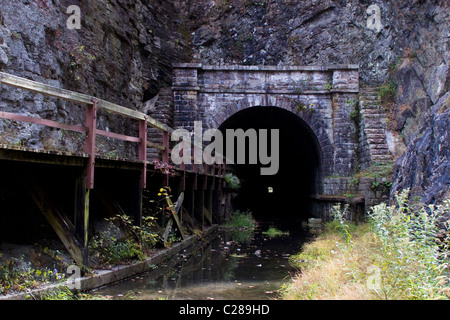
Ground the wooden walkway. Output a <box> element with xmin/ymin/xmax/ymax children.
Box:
<box><xmin>0</xmin><ymin>72</ymin><xmax>227</xmax><ymax>269</ymax></box>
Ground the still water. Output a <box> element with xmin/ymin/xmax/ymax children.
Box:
<box><xmin>92</xmin><ymin>218</ymin><xmax>311</xmax><ymax>300</ymax></box>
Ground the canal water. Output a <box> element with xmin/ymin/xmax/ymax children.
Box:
<box><xmin>92</xmin><ymin>218</ymin><xmax>311</xmax><ymax>300</ymax></box>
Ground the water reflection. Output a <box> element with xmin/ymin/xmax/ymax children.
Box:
<box><xmin>93</xmin><ymin>219</ymin><xmax>310</xmax><ymax>300</ymax></box>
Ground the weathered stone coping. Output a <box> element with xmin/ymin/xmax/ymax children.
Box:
<box><xmin>173</xmin><ymin>63</ymin><xmax>359</xmax><ymax>71</ymax></box>
<box><xmin>0</xmin><ymin>225</ymin><xmax>219</xmax><ymax>300</ymax></box>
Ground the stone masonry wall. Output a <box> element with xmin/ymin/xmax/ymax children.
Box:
<box><xmin>172</xmin><ymin>63</ymin><xmax>360</xmax><ymax>178</ymax></box>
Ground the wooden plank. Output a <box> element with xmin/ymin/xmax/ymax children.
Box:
<box><xmin>0</xmin><ymin>72</ymin><xmax>169</xmax><ymax>133</ymax></box>
<box><xmin>84</xmin><ymin>101</ymin><xmax>97</xmax><ymax>189</ymax></box>
<box><xmin>138</xmin><ymin>119</ymin><xmax>147</xmax><ymax>189</ymax></box>
<box><xmin>174</xmin><ymin>192</ymin><xmax>184</xmax><ymax>213</ymax></box>
<box><xmin>163</xmin><ymin>219</ymin><xmax>173</xmax><ymax>247</ymax></box>
<box><xmin>0</xmin><ymin>111</ymin><xmax>87</xmax><ymax>133</ymax></box>
<box><xmin>203</xmin><ymin>206</ymin><xmax>212</xmax><ymax>224</ymax></box>
<box><xmin>74</xmin><ymin>175</ymin><xmax>90</xmax><ymax>266</ymax></box>
<box><xmin>0</xmin><ymin>72</ymin><xmax>94</xmax><ymax>105</ymax></box>
<box><xmin>24</xmin><ymin>178</ymin><xmax>85</xmax><ymax>268</ymax></box>
<box><xmin>146</xmin><ymin>141</ymin><xmax>165</xmax><ymax>151</ymax></box>
<box><xmin>165</xmin><ymin>194</ymin><xmax>187</xmax><ymax>239</ymax></box>
<box><xmin>95</xmin><ymin>128</ymin><xmax>141</xmax><ymax>143</ymax></box>
<box><xmin>147</xmin><ymin>116</ymin><xmax>169</xmax><ymax>132</ymax></box>
<box><xmin>181</xmin><ymin>206</ymin><xmax>194</xmax><ymax>224</ymax></box>
<box><xmin>97</xmin><ymin>99</ymin><xmax>146</xmax><ymax>121</ymax></box>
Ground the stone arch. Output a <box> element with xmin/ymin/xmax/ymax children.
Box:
<box><xmin>206</xmin><ymin>96</ymin><xmax>333</xmax><ymax>178</ymax></box>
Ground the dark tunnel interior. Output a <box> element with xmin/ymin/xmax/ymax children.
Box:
<box><xmin>219</xmin><ymin>106</ymin><xmax>322</xmax><ymax>220</ymax></box>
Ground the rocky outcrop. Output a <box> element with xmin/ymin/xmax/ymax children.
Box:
<box><xmin>0</xmin><ymin>0</ymin><xmax>191</xmax><ymax>153</ymax></box>
<box><xmin>0</xmin><ymin>0</ymin><xmax>448</xmax><ymax>205</ymax></box>
<box><xmin>390</xmin><ymin>92</ymin><xmax>450</xmax><ymax>206</ymax></box>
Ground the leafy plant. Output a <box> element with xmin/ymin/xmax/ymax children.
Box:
<box><xmin>90</xmin><ymin>212</ymin><xmax>160</xmax><ymax>265</ymax></box>
<box><xmin>376</xmin><ymin>81</ymin><xmax>397</xmax><ymax>104</ymax></box>
<box><xmin>225</xmin><ymin>173</ymin><xmax>241</xmax><ymax>190</ymax></box>
<box><xmin>331</xmin><ymin>204</ymin><xmax>353</xmax><ymax>243</ymax></box>
<box><xmin>222</xmin><ymin>210</ymin><xmax>256</xmax><ymax>230</ymax></box>
<box><xmin>0</xmin><ymin>256</ymin><xmax>66</xmax><ymax>295</ymax></box>
<box><xmin>368</xmin><ymin>189</ymin><xmax>450</xmax><ymax>299</ymax></box>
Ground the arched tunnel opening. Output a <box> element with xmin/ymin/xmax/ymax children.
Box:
<box><xmin>219</xmin><ymin>106</ymin><xmax>322</xmax><ymax>221</ymax></box>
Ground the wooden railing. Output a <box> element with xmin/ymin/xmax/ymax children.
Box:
<box><xmin>0</xmin><ymin>72</ymin><xmax>226</xmax><ymax>190</ymax></box>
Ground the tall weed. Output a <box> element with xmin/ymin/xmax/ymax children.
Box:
<box><xmin>368</xmin><ymin>189</ymin><xmax>450</xmax><ymax>299</ymax></box>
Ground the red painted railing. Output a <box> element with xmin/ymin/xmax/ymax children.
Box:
<box><xmin>0</xmin><ymin>72</ymin><xmax>225</xmax><ymax>189</ymax></box>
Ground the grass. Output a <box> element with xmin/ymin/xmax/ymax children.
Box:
<box><xmin>280</xmin><ymin>190</ymin><xmax>450</xmax><ymax>300</ymax></box>
<box><xmin>376</xmin><ymin>81</ymin><xmax>397</xmax><ymax>104</ymax></box>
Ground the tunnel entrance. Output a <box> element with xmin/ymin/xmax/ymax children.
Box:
<box><xmin>219</xmin><ymin>106</ymin><xmax>322</xmax><ymax>220</ymax></box>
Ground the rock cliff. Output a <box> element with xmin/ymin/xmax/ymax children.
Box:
<box><xmin>0</xmin><ymin>0</ymin><xmax>448</xmax><ymax>204</ymax></box>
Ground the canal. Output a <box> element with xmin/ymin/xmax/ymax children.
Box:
<box><xmin>92</xmin><ymin>218</ymin><xmax>311</xmax><ymax>300</ymax></box>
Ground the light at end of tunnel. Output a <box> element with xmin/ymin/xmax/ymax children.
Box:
<box><xmin>268</xmin><ymin>186</ymin><xmax>274</xmax><ymax>193</ymax></box>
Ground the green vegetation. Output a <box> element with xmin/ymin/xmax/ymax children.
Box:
<box><xmin>262</xmin><ymin>227</ymin><xmax>289</xmax><ymax>238</ymax></box>
<box><xmin>35</xmin><ymin>286</ymin><xmax>111</xmax><ymax>300</ymax></box>
<box><xmin>89</xmin><ymin>213</ymin><xmax>160</xmax><ymax>265</ymax></box>
<box><xmin>376</xmin><ymin>80</ymin><xmax>397</xmax><ymax>104</ymax></box>
<box><xmin>281</xmin><ymin>189</ymin><xmax>450</xmax><ymax>300</ymax></box>
<box><xmin>0</xmin><ymin>255</ymin><xmax>66</xmax><ymax>295</ymax></box>
<box><xmin>225</xmin><ymin>173</ymin><xmax>241</xmax><ymax>190</ymax></box>
<box><xmin>222</xmin><ymin>210</ymin><xmax>256</xmax><ymax>230</ymax></box>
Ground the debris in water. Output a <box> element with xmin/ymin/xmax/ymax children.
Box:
<box><xmin>256</xmin><ymin>264</ymin><xmax>262</xmax><ymax>267</ymax></box>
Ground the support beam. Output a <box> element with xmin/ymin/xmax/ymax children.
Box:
<box><xmin>74</xmin><ymin>175</ymin><xmax>90</xmax><ymax>267</ymax></box>
<box><xmin>84</xmin><ymin>99</ymin><xmax>98</xmax><ymax>189</ymax></box>
<box><xmin>163</xmin><ymin>192</ymin><xmax>187</xmax><ymax>246</ymax></box>
<box><xmin>131</xmin><ymin>173</ymin><xmax>143</xmax><ymax>228</ymax></box>
<box><xmin>138</xmin><ymin>117</ymin><xmax>148</xmax><ymax>189</ymax></box>
<box><xmin>24</xmin><ymin>178</ymin><xmax>86</xmax><ymax>268</ymax></box>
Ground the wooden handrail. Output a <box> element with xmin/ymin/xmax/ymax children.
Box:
<box><xmin>0</xmin><ymin>72</ymin><xmax>228</xmax><ymax>187</ymax></box>
<box><xmin>0</xmin><ymin>72</ymin><xmax>169</xmax><ymax>132</ymax></box>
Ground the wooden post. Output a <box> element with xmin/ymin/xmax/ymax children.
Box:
<box><xmin>194</xmin><ymin>177</ymin><xmax>205</xmax><ymax>227</ymax></box>
<box><xmin>162</xmin><ymin>130</ymin><xmax>169</xmax><ymax>186</ymax></box>
<box><xmin>184</xmin><ymin>176</ymin><xmax>195</xmax><ymax>224</ymax></box>
<box><xmin>139</xmin><ymin>117</ymin><xmax>148</xmax><ymax>189</ymax></box>
<box><xmin>85</xmin><ymin>99</ymin><xmax>98</xmax><ymax>189</ymax></box>
<box><xmin>205</xmin><ymin>182</ymin><xmax>213</xmax><ymax>225</ymax></box>
<box><xmin>131</xmin><ymin>172</ymin><xmax>143</xmax><ymax>228</ymax></box>
<box><xmin>74</xmin><ymin>174</ymin><xmax>89</xmax><ymax>268</ymax></box>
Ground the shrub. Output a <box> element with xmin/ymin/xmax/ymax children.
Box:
<box><xmin>225</xmin><ymin>173</ymin><xmax>241</xmax><ymax>190</ymax></box>
<box><xmin>222</xmin><ymin>210</ymin><xmax>256</xmax><ymax>230</ymax></box>
<box><xmin>89</xmin><ymin>213</ymin><xmax>160</xmax><ymax>265</ymax></box>
<box><xmin>376</xmin><ymin>81</ymin><xmax>397</xmax><ymax>104</ymax></box>
<box><xmin>368</xmin><ymin>190</ymin><xmax>450</xmax><ymax>299</ymax></box>
<box><xmin>281</xmin><ymin>189</ymin><xmax>450</xmax><ymax>300</ymax></box>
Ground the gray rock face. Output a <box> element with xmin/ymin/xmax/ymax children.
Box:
<box><xmin>0</xmin><ymin>0</ymin><xmax>448</xmax><ymax>205</ymax></box>
<box><xmin>0</xmin><ymin>0</ymin><xmax>190</xmax><ymax>154</ymax></box>
<box><xmin>183</xmin><ymin>0</ymin><xmax>449</xmax><ymax>91</ymax></box>
<box><xmin>390</xmin><ymin>93</ymin><xmax>450</xmax><ymax>206</ymax></box>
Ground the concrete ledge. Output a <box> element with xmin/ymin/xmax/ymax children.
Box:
<box><xmin>0</xmin><ymin>225</ymin><xmax>219</xmax><ymax>300</ymax></box>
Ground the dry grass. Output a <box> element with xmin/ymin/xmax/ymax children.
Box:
<box><xmin>280</xmin><ymin>210</ymin><xmax>450</xmax><ymax>300</ymax></box>
<box><xmin>280</xmin><ymin>223</ymin><xmax>379</xmax><ymax>300</ymax></box>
